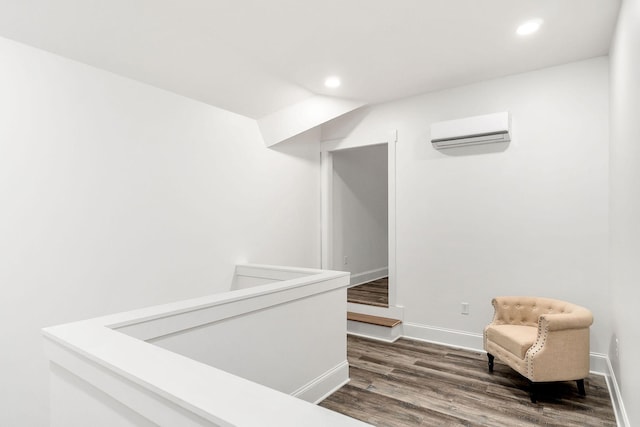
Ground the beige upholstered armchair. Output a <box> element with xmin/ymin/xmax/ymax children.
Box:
<box><xmin>483</xmin><ymin>296</ymin><xmax>593</xmax><ymax>402</ymax></box>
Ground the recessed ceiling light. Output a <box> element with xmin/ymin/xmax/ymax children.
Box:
<box><xmin>324</xmin><ymin>76</ymin><xmax>341</xmax><ymax>88</ymax></box>
<box><xmin>516</xmin><ymin>19</ymin><xmax>543</xmax><ymax>36</ymax></box>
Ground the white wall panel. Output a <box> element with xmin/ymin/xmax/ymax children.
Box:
<box><xmin>609</xmin><ymin>0</ymin><xmax>640</xmax><ymax>425</ymax></box>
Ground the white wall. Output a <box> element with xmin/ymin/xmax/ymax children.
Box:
<box><xmin>332</xmin><ymin>144</ymin><xmax>388</xmax><ymax>280</ymax></box>
<box><xmin>323</xmin><ymin>57</ymin><xmax>611</xmax><ymax>353</ymax></box>
<box><xmin>610</xmin><ymin>0</ymin><xmax>640</xmax><ymax>424</ymax></box>
<box><xmin>0</xmin><ymin>36</ymin><xmax>320</xmax><ymax>427</ymax></box>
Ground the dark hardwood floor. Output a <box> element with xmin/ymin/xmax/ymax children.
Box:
<box><xmin>348</xmin><ymin>277</ymin><xmax>389</xmax><ymax>307</ymax></box>
<box><xmin>320</xmin><ymin>335</ymin><xmax>616</xmax><ymax>427</ymax></box>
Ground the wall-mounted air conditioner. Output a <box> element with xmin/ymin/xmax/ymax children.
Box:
<box><xmin>431</xmin><ymin>112</ymin><xmax>511</xmax><ymax>149</ymax></box>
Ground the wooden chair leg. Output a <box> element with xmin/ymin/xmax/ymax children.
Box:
<box><xmin>487</xmin><ymin>353</ymin><xmax>494</xmax><ymax>372</ymax></box>
<box><xmin>529</xmin><ymin>381</ymin><xmax>537</xmax><ymax>403</ymax></box>
<box><xmin>577</xmin><ymin>379</ymin><xmax>586</xmax><ymax>396</ymax></box>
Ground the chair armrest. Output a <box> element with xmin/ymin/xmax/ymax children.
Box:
<box><xmin>539</xmin><ymin>310</ymin><xmax>593</xmax><ymax>331</ymax></box>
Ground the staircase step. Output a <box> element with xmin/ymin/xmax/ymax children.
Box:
<box><xmin>347</xmin><ymin>312</ymin><xmax>402</xmax><ymax>328</ymax></box>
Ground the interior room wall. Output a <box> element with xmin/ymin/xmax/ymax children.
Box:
<box><xmin>0</xmin><ymin>36</ymin><xmax>320</xmax><ymax>427</ymax></box>
<box><xmin>332</xmin><ymin>144</ymin><xmax>388</xmax><ymax>281</ymax></box>
<box><xmin>609</xmin><ymin>0</ymin><xmax>640</xmax><ymax>424</ymax></box>
<box><xmin>322</xmin><ymin>57</ymin><xmax>611</xmax><ymax>354</ymax></box>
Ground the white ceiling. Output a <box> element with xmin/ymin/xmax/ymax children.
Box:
<box><xmin>0</xmin><ymin>0</ymin><xmax>621</xmax><ymax>119</ymax></box>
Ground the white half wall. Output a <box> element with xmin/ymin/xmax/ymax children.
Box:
<box><xmin>322</xmin><ymin>57</ymin><xmax>611</xmax><ymax>356</ymax></box>
<box><xmin>44</xmin><ymin>265</ymin><xmax>360</xmax><ymax>427</ymax></box>
<box><xmin>609</xmin><ymin>0</ymin><xmax>640</xmax><ymax>425</ymax></box>
<box><xmin>0</xmin><ymin>36</ymin><xmax>321</xmax><ymax>427</ymax></box>
<box><xmin>151</xmin><ymin>286</ymin><xmax>347</xmax><ymax>399</ymax></box>
<box><xmin>332</xmin><ymin>144</ymin><xmax>389</xmax><ymax>280</ymax></box>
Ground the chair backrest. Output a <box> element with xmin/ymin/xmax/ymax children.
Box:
<box><xmin>491</xmin><ymin>296</ymin><xmax>585</xmax><ymax>328</ymax></box>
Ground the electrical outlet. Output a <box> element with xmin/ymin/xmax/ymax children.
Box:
<box><xmin>615</xmin><ymin>338</ymin><xmax>620</xmax><ymax>358</ymax></box>
<box><xmin>343</xmin><ymin>256</ymin><xmax>348</xmax><ymax>265</ymax></box>
<box><xmin>461</xmin><ymin>302</ymin><xmax>469</xmax><ymax>315</ymax></box>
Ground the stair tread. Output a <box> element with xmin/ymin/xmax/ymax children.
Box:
<box><xmin>347</xmin><ymin>312</ymin><xmax>402</xmax><ymax>327</ymax></box>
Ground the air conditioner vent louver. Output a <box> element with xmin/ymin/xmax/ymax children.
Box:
<box><xmin>431</xmin><ymin>112</ymin><xmax>511</xmax><ymax>149</ymax></box>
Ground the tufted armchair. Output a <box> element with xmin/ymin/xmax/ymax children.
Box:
<box><xmin>483</xmin><ymin>296</ymin><xmax>593</xmax><ymax>402</ymax></box>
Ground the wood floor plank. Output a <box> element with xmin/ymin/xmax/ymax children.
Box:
<box><xmin>319</xmin><ymin>335</ymin><xmax>616</xmax><ymax>427</ymax></box>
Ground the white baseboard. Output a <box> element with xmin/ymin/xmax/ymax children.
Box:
<box><xmin>601</xmin><ymin>357</ymin><xmax>630</xmax><ymax>427</ymax></box>
<box><xmin>588</xmin><ymin>352</ymin><xmax>630</xmax><ymax>427</ymax></box>
<box><xmin>349</xmin><ymin>267</ymin><xmax>388</xmax><ymax>286</ymax></box>
<box><xmin>292</xmin><ymin>360</ymin><xmax>350</xmax><ymax>404</ymax></box>
<box><xmin>586</xmin><ymin>353</ymin><xmax>629</xmax><ymax>427</ymax></box>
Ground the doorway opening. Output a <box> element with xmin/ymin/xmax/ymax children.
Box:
<box><xmin>321</xmin><ymin>131</ymin><xmax>397</xmax><ymax>310</ymax></box>
<box><xmin>330</xmin><ymin>143</ymin><xmax>388</xmax><ymax>306</ymax></box>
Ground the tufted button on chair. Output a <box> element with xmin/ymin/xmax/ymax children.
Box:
<box><xmin>483</xmin><ymin>296</ymin><xmax>593</xmax><ymax>402</ymax></box>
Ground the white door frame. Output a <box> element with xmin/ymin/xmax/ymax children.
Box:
<box><xmin>320</xmin><ymin>130</ymin><xmax>397</xmax><ymax>306</ymax></box>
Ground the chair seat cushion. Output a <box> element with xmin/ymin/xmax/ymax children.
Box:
<box><xmin>485</xmin><ymin>324</ymin><xmax>537</xmax><ymax>359</ymax></box>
